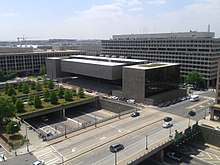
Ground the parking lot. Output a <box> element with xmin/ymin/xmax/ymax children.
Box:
<box><xmin>25</xmin><ymin>106</ymin><xmax>116</xmax><ymax>139</ymax></box>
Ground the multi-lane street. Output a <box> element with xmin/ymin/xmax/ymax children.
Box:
<box><xmin>31</xmin><ymin>106</ymin><xmax>191</xmax><ymax>165</ymax></box>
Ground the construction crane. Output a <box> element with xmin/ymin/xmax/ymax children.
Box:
<box><xmin>17</xmin><ymin>35</ymin><xmax>26</xmax><ymax>47</ymax></box>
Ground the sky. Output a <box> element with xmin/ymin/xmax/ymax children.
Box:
<box><xmin>0</xmin><ymin>0</ymin><xmax>219</xmax><ymax>41</ymax></box>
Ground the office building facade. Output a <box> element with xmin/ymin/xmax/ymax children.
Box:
<box><xmin>0</xmin><ymin>48</ymin><xmax>84</xmax><ymax>75</ymax></box>
<box><xmin>101</xmin><ymin>32</ymin><xmax>220</xmax><ymax>87</ymax></box>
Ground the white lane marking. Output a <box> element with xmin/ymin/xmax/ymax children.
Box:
<box><xmin>100</xmin><ymin>137</ymin><xmax>106</xmax><ymax>140</ymax></box>
<box><xmin>75</xmin><ymin>162</ymin><xmax>84</xmax><ymax>165</ymax></box>
<box><xmin>72</xmin><ymin>148</ymin><xmax>76</xmax><ymax>152</ymax></box>
<box><xmin>46</xmin><ymin>157</ymin><xmax>60</xmax><ymax>165</ymax></box>
<box><xmin>67</xmin><ymin>118</ymin><xmax>82</xmax><ymax>125</ymax></box>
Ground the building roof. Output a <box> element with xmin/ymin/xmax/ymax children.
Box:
<box><xmin>69</xmin><ymin>55</ymin><xmax>147</xmax><ymax>63</ymax></box>
<box><xmin>62</xmin><ymin>58</ymin><xmax>126</xmax><ymax>66</ymax></box>
<box><xmin>112</xmin><ymin>32</ymin><xmax>215</xmax><ymax>40</ymax></box>
<box><xmin>124</xmin><ymin>62</ymin><xmax>180</xmax><ymax>70</ymax></box>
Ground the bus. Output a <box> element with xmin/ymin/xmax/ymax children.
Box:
<box><xmin>190</xmin><ymin>95</ymin><xmax>199</xmax><ymax>102</ymax></box>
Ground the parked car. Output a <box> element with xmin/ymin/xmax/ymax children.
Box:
<box><xmin>188</xmin><ymin>110</ymin><xmax>196</xmax><ymax>116</ymax></box>
<box><xmin>109</xmin><ymin>144</ymin><xmax>124</xmax><ymax>153</ymax></box>
<box><xmin>166</xmin><ymin>152</ymin><xmax>183</xmax><ymax>162</ymax></box>
<box><xmin>163</xmin><ymin>101</ymin><xmax>171</xmax><ymax>107</ymax></box>
<box><xmin>163</xmin><ymin>117</ymin><xmax>173</xmax><ymax>128</ymax></box>
<box><xmin>131</xmin><ymin>112</ymin><xmax>140</xmax><ymax>117</ymax></box>
<box><xmin>33</xmin><ymin>160</ymin><xmax>45</xmax><ymax>165</ymax></box>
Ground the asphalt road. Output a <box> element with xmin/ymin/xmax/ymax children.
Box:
<box><xmin>29</xmin><ymin>90</ymin><xmax>216</xmax><ymax>165</ymax></box>
<box><xmin>42</xmin><ymin>107</ymin><xmax>189</xmax><ymax>165</ymax></box>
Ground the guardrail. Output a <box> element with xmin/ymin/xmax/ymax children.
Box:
<box><xmin>44</xmin><ymin>108</ymin><xmax>137</xmax><ymax>141</ymax></box>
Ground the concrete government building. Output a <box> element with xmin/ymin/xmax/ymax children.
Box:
<box><xmin>46</xmin><ymin>55</ymin><xmax>184</xmax><ymax>105</ymax></box>
<box><xmin>101</xmin><ymin>31</ymin><xmax>220</xmax><ymax>87</ymax></box>
<box><xmin>0</xmin><ymin>47</ymin><xmax>85</xmax><ymax>75</ymax></box>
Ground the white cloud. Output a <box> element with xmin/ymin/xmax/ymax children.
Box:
<box><xmin>129</xmin><ymin>7</ymin><xmax>143</xmax><ymax>12</ymax></box>
<box><xmin>155</xmin><ymin>0</ymin><xmax>220</xmax><ymax>36</ymax></box>
<box><xmin>128</xmin><ymin>0</ymin><xmax>142</xmax><ymax>7</ymax></box>
<box><xmin>147</xmin><ymin>0</ymin><xmax>166</xmax><ymax>5</ymax></box>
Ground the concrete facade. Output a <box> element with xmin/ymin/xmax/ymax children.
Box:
<box><xmin>61</xmin><ymin>59</ymin><xmax>123</xmax><ymax>80</ymax></box>
<box><xmin>0</xmin><ymin>49</ymin><xmax>85</xmax><ymax>75</ymax></box>
<box><xmin>46</xmin><ymin>55</ymin><xmax>146</xmax><ymax>80</ymax></box>
<box><xmin>101</xmin><ymin>31</ymin><xmax>220</xmax><ymax>87</ymax></box>
<box><xmin>210</xmin><ymin>59</ymin><xmax>220</xmax><ymax>120</ymax></box>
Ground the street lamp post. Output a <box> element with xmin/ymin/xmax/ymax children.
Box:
<box><xmin>118</xmin><ymin>108</ymin><xmax>121</xmax><ymax>119</ymax></box>
<box><xmin>64</xmin><ymin>125</ymin><xmax>67</xmax><ymax>138</ymax></box>
<box><xmin>169</xmin><ymin>126</ymin><xmax>172</xmax><ymax>138</ymax></box>
<box><xmin>145</xmin><ymin>135</ymin><xmax>148</xmax><ymax>150</ymax></box>
<box><xmin>25</xmin><ymin>124</ymin><xmax>29</xmax><ymax>152</ymax></box>
<box><xmin>115</xmin><ymin>152</ymin><xmax>117</xmax><ymax>165</ymax></box>
<box><xmin>188</xmin><ymin>115</ymin><xmax>191</xmax><ymax>127</ymax></box>
<box><xmin>95</xmin><ymin>115</ymin><xmax>97</xmax><ymax>127</ymax></box>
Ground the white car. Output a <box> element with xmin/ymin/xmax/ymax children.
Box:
<box><xmin>163</xmin><ymin>117</ymin><xmax>173</xmax><ymax>128</ymax></box>
<box><xmin>33</xmin><ymin>160</ymin><xmax>45</xmax><ymax>165</ymax></box>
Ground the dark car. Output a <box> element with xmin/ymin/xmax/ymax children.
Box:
<box><xmin>110</xmin><ymin>144</ymin><xmax>124</xmax><ymax>153</ymax></box>
<box><xmin>188</xmin><ymin>110</ymin><xmax>196</xmax><ymax>116</ymax></box>
<box><xmin>131</xmin><ymin>112</ymin><xmax>140</xmax><ymax>117</ymax></box>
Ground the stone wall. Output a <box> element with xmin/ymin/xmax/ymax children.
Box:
<box><xmin>198</xmin><ymin>125</ymin><xmax>220</xmax><ymax>147</ymax></box>
<box><xmin>98</xmin><ymin>98</ymin><xmax>135</xmax><ymax>113</ymax></box>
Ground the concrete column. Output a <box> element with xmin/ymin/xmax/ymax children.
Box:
<box><xmin>210</xmin><ymin>108</ymin><xmax>214</xmax><ymax>120</ymax></box>
<box><xmin>153</xmin><ymin>149</ymin><xmax>164</xmax><ymax>162</ymax></box>
<box><xmin>62</xmin><ymin>109</ymin><xmax>65</xmax><ymax>117</ymax></box>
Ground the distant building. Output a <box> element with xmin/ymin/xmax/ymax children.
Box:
<box><xmin>0</xmin><ymin>47</ymin><xmax>85</xmax><ymax>76</ymax></box>
<box><xmin>46</xmin><ymin>55</ymin><xmax>184</xmax><ymax>104</ymax></box>
<box><xmin>101</xmin><ymin>31</ymin><xmax>220</xmax><ymax>87</ymax></box>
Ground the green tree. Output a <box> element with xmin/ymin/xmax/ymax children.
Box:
<box><xmin>22</xmin><ymin>83</ymin><xmax>30</xmax><ymax>94</ymax></box>
<box><xmin>15</xmin><ymin>99</ymin><xmax>24</xmax><ymax>113</ymax></box>
<box><xmin>57</xmin><ymin>86</ymin><xmax>64</xmax><ymax>98</ymax></box>
<box><xmin>35</xmin><ymin>82</ymin><xmax>42</xmax><ymax>91</ymax></box>
<box><xmin>6</xmin><ymin>121</ymin><xmax>20</xmax><ymax>135</ymax></box>
<box><xmin>28</xmin><ymin>94</ymin><xmax>34</xmax><ymax>105</ymax></box>
<box><xmin>78</xmin><ymin>87</ymin><xmax>85</xmax><ymax>98</ymax></box>
<box><xmin>7</xmin><ymin>86</ymin><xmax>16</xmax><ymax>96</ymax></box>
<box><xmin>34</xmin><ymin>94</ymin><xmax>42</xmax><ymax>108</ymax></box>
<box><xmin>4</xmin><ymin>83</ymin><xmax>10</xmax><ymax>94</ymax></box>
<box><xmin>17</xmin><ymin>82</ymin><xmax>23</xmax><ymax>92</ymax></box>
<box><xmin>30</xmin><ymin>81</ymin><xmax>36</xmax><ymax>90</ymax></box>
<box><xmin>64</xmin><ymin>89</ymin><xmax>72</xmax><ymax>101</ymax></box>
<box><xmin>71</xmin><ymin>88</ymin><xmax>77</xmax><ymax>96</ymax></box>
<box><xmin>39</xmin><ymin>66</ymin><xmax>46</xmax><ymax>75</ymax></box>
<box><xmin>0</xmin><ymin>69</ymin><xmax>4</xmax><ymax>80</ymax></box>
<box><xmin>0</xmin><ymin>97</ymin><xmax>16</xmax><ymax>124</ymax></box>
<box><xmin>50</xmin><ymin>91</ymin><xmax>58</xmax><ymax>104</ymax></box>
<box><xmin>43</xmin><ymin>78</ymin><xmax>48</xmax><ymax>88</ymax></box>
<box><xmin>43</xmin><ymin>89</ymin><xmax>50</xmax><ymax>102</ymax></box>
<box><xmin>186</xmin><ymin>71</ymin><xmax>203</xmax><ymax>87</ymax></box>
<box><xmin>47</xmin><ymin>80</ymin><xmax>54</xmax><ymax>89</ymax></box>
<box><xmin>7</xmin><ymin>70</ymin><xmax>15</xmax><ymax>79</ymax></box>
<box><xmin>10</xmin><ymin>95</ymin><xmax>17</xmax><ymax>104</ymax></box>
